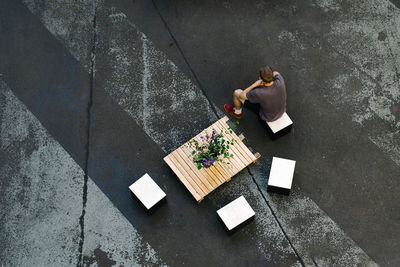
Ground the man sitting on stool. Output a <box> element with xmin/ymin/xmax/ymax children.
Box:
<box><xmin>224</xmin><ymin>66</ymin><xmax>286</xmax><ymax>123</ymax></box>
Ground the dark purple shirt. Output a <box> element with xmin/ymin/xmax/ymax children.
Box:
<box><xmin>246</xmin><ymin>74</ymin><xmax>286</xmax><ymax>122</ymax></box>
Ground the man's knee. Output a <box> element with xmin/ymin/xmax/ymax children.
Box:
<box><xmin>234</xmin><ymin>89</ymin><xmax>243</xmax><ymax>97</ymax></box>
<box><xmin>234</xmin><ymin>89</ymin><xmax>245</xmax><ymax>104</ymax></box>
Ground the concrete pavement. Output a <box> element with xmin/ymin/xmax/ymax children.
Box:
<box><xmin>1</xmin><ymin>0</ymin><xmax>399</xmax><ymax>266</ymax></box>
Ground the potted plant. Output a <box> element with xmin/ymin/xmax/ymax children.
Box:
<box><xmin>188</xmin><ymin>122</ymin><xmax>238</xmax><ymax>170</ymax></box>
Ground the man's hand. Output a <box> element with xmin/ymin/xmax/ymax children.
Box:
<box><xmin>252</xmin><ymin>79</ymin><xmax>264</xmax><ymax>88</ymax></box>
<box><xmin>240</xmin><ymin>79</ymin><xmax>262</xmax><ymax>100</ymax></box>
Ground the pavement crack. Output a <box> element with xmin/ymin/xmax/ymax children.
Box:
<box><xmin>311</xmin><ymin>257</ymin><xmax>319</xmax><ymax>267</ymax></box>
<box><xmin>77</xmin><ymin>5</ymin><xmax>97</xmax><ymax>267</ymax></box>
<box><xmin>151</xmin><ymin>0</ymin><xmax>220</xmax><ymax>119</ymax></box>
<box><xmin>246</xmin><ymin>167</ymin><xmax>306</xmax><ymax>267</ymax></box>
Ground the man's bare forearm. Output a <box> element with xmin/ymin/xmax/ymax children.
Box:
<box><xmin>243</xmin><ymin>84</ymin><xmax>256</xmax><ymax>94</ymax></box>
<box><xmin>240</xmin><ymin>79</ymin><xmax>263</xmax><ymax>100</ymax></box>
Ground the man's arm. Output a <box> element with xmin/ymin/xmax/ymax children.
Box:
<box><xmin>239</xmin><ymin>79</ymin><xmax>263</xmax><ymax>100</ymax></box>
<box><xmin>273</xmin><ymin>71</ymin><xmax>284</xmax><ymax>85</ymax></box>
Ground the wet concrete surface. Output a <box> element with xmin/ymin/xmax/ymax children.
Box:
<box><xmin>1</xmin><ymin>0</ymin><xmax>399</xmax><ymax>266</ymax></box>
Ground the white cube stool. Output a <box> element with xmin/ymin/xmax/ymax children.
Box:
<box><xmin>129</xmin><ymin>173</ymin><xmax>166</xmax><ymax>210</ymax></box>
<box><xmin>268</xmin><ymin>157</ymin><xmax>296</xmax><ymax>195</ymax></box>
<box><xmin>266</xmin><ymin>112</ymin><xmax>293</xmax><ymax>136</ymax></box>
<box><xmin>217</xmin><ymin>196</ymin><xmax>255</xmax><ymax>231</ymax></box>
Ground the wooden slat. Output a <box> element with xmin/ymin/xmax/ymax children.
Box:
<box><xmin>225</xmin><ymin>146</ymin><xmax>245</xmax><ymax>170</ymax></box>
<box><xmin>163</xmin><ymin>156</ymin><xmax>203</xmax><ymax>201</ymax></box>
<box><xmin>218</xmin><ymin>120</ymin><xmax>254</xmax><ymax>164</ymax></box>
<box><xmin>219</xmin><ymin>157</ymin><xmax>240</xmax><ymax>176</ymax></box>
<box><xmin>189</xmin><ymin>129</ymin><xmax>232</xmax><ymax>184</ymax></box>
<box><xmin>214</xmin><ymin>121</ymin><xmax>247</xmax><ymax>169</ymax></box>
<box><xmin>209</xmin><ymin>163</ymin><xmax>230</xmax><ymax>183</ymax></box>
<box><xmin>171</xmin><ymin>150</ymin><xmax>212</xmax><ymax>194</ymax></box>
<box><xmin>216</xmin><ymin>151</ymin><xmax>237</xmax><ymax>174</ymax></box>
<box><xmin>214</xmin><ymin>162</ymin><xmax>233</xmax><ymax>182</ymax></box>
<box><xmin>184</xmin><ymin>148</ymin><xmax>224</xmax><ymax>186</ymax></box>
<box><xmin>202</xmin><ymin>164</ymin><xmax>223</xmax><ymax>185</ymax></box>
<box><xmin>218</xmin><ymin>120</ymin><xmax>257</xmax><ymax>163</ymax></box>
<box><xmin>188</xmin><ymin>122</ymin><xmax>236</xmax><ymax>180</ymax></box>
<box><xmin>179</xmin><ymin>146</ymin><xmax>218</xmax><ymax>188</ymax></box>
<box><xmin>226</xmin><ymin>136</ymin><xmax>253</xmax><ymax>166</ymax></box>
<box><xmin>164</xmin><ymin>116</ymin><xmax>258</xmax><ymax>202</ymax></box>
<box><xmin>176</xmin><ymin>146</ymin><xmax>219</xmax><ymax>188</ymax></box>
<box><xmin>212</xmin><ymin>153</ymin><xmax>236</xmax><ymax>178</ymax></box>
<box><xmin>177</xmin><ymin>147</ymin><xmax>217</xmax><ymax>188</ymax></box>
<box><xmin>217</xmin><ymin>152</ymin><xmax>240</xmax><ymax>176</ymax></box>
<box><xmin>213</xmin><ymin>139</ymin><xmax>243</xmax><ymax>173</ymax></box>
<box><xmin>224</xmin><ymin>120</ymin><xmax>256</xmax><ymax>162</ymax></box>
<box><xmin>221</xmin><ymin>116</ymin><xmax>229</xmax><ymax>123</ymax></box>
<box><xmin>179</xmin><ymin>143</ymin><xmax>219</xmax><ymax>188</ymax></box>
<box><xmin>210</xmin><ymin>121</ymin><xmax>245</xmax><ymax>172</ymax></box>
<box><xmin>168</xmin><ymin>153</ymin><xmax>207</xmax><ymax>197</ymax></box>
<box><xmin>180</xmin><ymin>144</ymin><xmax>226</xmax><ymax>187</ymax></box>
<box><xmin>208</xmin><ymin>123</ymin><xmax>239</xmax><ymax>178</ymax></box>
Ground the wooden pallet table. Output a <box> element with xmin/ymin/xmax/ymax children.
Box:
<box><xmin>163</xmin><ymin>116</ymin><xmax>261</xmax><ymax>202</ymax></box>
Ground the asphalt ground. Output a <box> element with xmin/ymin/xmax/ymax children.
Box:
<box><xmin>0</xmin><ymin>0</ymin><xmax>399</xmax><ymax>266</ymax></box>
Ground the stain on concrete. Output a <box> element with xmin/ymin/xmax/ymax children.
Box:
<box><xmin>391</xmin><ymin>103</ymin><xmax>400</xmax><ymax>120</ymax></box>
<box><xmin>378</xmin><ymin>31</ymin><xmax>387</xmax><ymax>41</ymax></box>
<box><xmin>83</xmin><ymin>246</ymin><xmax>117</xmax><ymax>267</ymax></box>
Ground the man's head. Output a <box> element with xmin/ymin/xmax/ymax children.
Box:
<box><xmin>259</xmin><ymin>66</ymin><xmax>274</xmax><ymax>83</ymax></box>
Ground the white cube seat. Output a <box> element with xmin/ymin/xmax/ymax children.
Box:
<box><xmin>217</xmin><ymin>196</ymin><xmax>255</xmax><ymax>231</ymax></box>
<box><xmin>266</xmin><ymin>112</ymin><xmax>293</xmax><ymax>134</ymax></box>
<box><xmin>129</xmin><ymin>173</ymin><xmax>166</xmax><ymax>209</ymax></box>
<box><xmin>268</xmin><ymin>157</ymin><xmax>296</xmax><ymax>195</ymax></box>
